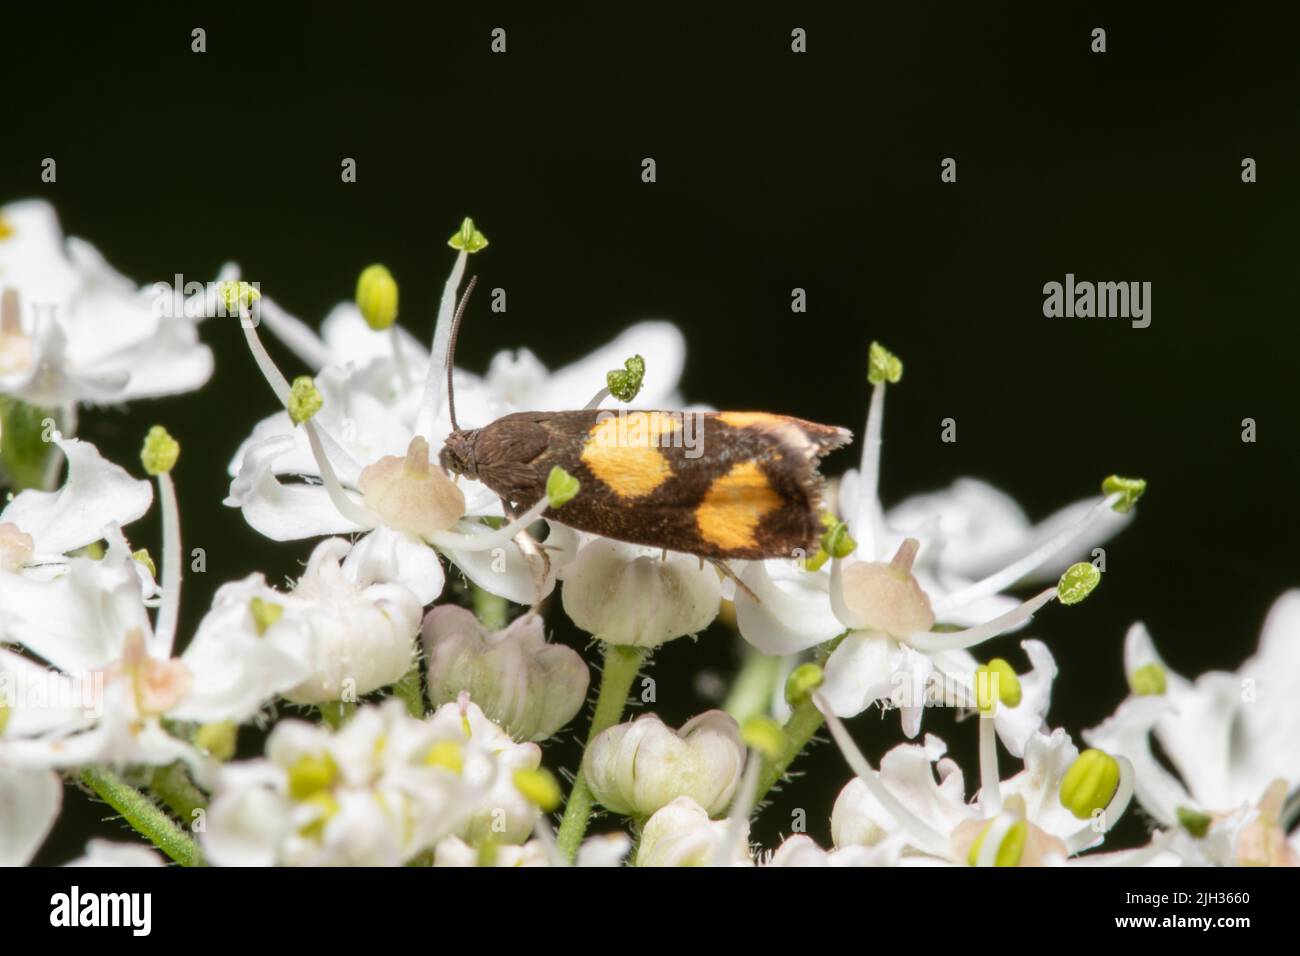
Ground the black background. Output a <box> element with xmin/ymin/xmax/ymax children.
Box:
<box><xmin>3</xmin><ymin>1</ymin><xmax>1297</xmax><ymax>862</ymax></box>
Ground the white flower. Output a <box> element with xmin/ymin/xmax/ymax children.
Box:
<box><xmin>583</xmin><ymin>710</ymin><xmax>746</xmax><ymax>819</ymax></box>
<box><xmin>197</xmin><ymin>537</ymin><xmax>422</xmax><ymax>706</ymax></box>
<box><xmin>0</xmin><ymin>762</ymin><xmax>61</xmax><ymax>865</ymax></box>
<box><xmin>203</xmin><ymin>699</ymin><xmax>494</xmax><ymax>866</ymax></box>
<box><xmin>0</xmin><ymin>540</ymin><xmax>304</xmax><ymax>769</ymax></box>
<box><xmin>636</xmin><ymin>796</ymin><xmax>751</xmax><ymax>867</ymax></box>
<box><xmin>427</xmin><ymin>696</ymin><xmax>543</xmax><ymax>845</ymax></box>
<box><xmin>733</xmin><ymin>346</ymin><xmax>1136</xmax><ymax>740</ymax></box>
<box><xmin>1084</xmin><ymin>594</ymin><xmax>1300</xmax><ymax>867</ymax></box>
<box><xmin>0</xmin><ymin>200</ymin><xmax>215</xmax><ymax>407</ymax></box>
<box><xmin>560</xmin><ymin>537</ymin><xmax>721</xmax><ymax>647</ymax></box>
<box><xmin>0</xmin><ymin>435</ymin><xmax>152</xmax><ymax>581</ymax></box>
<box><xmin>422</xmin><ymin>604</ymin><xmax>589</xmax><ymax>742</ymax></box>
<box><xmin>822</xmin><ymin>689</ymin><xmax>1136</xmax><ymax>867</ymax></box>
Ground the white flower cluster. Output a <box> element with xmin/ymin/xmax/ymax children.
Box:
<box><xmin>0</xmin><ymin>203</ymin><xmax>1294</xmax><ymax>869</ymax></box>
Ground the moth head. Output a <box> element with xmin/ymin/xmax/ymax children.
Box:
<box><xmin>440</xmin><ymin>429</ymin><xmax>480</xmax><ymax>480</ymax></box>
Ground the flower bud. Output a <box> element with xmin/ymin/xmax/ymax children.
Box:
<box><xmin>423</xmin><ymin>605</ymin><xmax>589</xmax><ymax>742</ymax></box>
<box><xmin>636</xmin><ymin>797</ymin><xmax>750</xmax><ymax>867</ymax></box>
<box><xmin>583</xmin><ymin>710</ymin><xmax>745</xmax><ymax>819</ymax></box>
<box><xmin>560</xmin><ymin>538</ymin><xmax>721</xmax><ymax>647</ymax></box>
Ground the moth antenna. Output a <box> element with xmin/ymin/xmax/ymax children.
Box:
<box><xmin>445</xmin><ymin>274</ymin><xmax>479</xmax><ymax>432</ymax></box>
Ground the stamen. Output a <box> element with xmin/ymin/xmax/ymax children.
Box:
<box><xmin>1064</xmin><ymin>755</ymin><xmax>1135</xmax><ymax>854</ymax></box>
<box><xmin>428</xmin><ymin>495</ymin><xmax>552</xmax><ymax>552</ymax></box>
<box><xmin>153</xmin><ymin>471</ymin><xmax>183</xmax><ymax>659</ymax></box>
<box><xmin>933</xmin><ymin>492</ymin><xmax>1123</xmax><ymax>615</ymax></box>
<box><xmin>256</xmin><ymin>295</ymin><xmax>333</xmax><ymax>368</ymax></box>
<box><xmin>302</xmin><ymin>422</ymin><xmax>377</xmax><ymax>529</ymax></box>
<box><xmin>978</xmin><ymin>715</ymin><xmax>1002</xmax><ymax>816</ymax></box>
<box><xmin>908</xmin><ymin>586</ymin><xmax>1056</xmax><ymax>653</ymax></box>
<box><xmin>814</xmin><ymin>692</ymin><xmax>951</xmax><ymax>858</ymax></box>
<box><xmin>851</xmin><ymin>382</ymin><xmax>885</xmax><ymax>555</ymax></box>
<box><xmin>415</xmin><ymin>247</ymin><xmax>469</xmax><ymax>438</ymax></box>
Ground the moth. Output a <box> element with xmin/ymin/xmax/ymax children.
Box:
<box><xmin>438</xmin><ymin>278</ymin><xmax>852</xmax><ymax>562</ymax></box>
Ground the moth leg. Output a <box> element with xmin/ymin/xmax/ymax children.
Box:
<box><xmin>709</xmin><ymin>558</ymin><xmax>760</xmax><ymax>605</ymax></box>
<box><xmin>501</xmin><ymin>497</ymin><xmax>550</xmax><ymax>608</ymax></box>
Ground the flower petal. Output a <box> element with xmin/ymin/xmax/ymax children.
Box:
<box><xmin>1</xmin><ymin>436</ymin><xmax>152</xmax><ymax>558</ymax></box>
<box><xmin>0</xmin><ymin>764</ymin><xmax>61</xmax><ymax>865</ymax></box>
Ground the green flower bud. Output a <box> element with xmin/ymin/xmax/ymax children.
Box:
<box><xmin>867</xmin><ymin>341</ymin><xmax>903</xmax><ymax>385</ymax></box>
<box><xmin>249</xmin><ymin>597</ymin><xmax>283</xmax><ymax>636</ymax></box>
<box><xmin>1057</xmin><ymin>562</ymin><xmax>1101</xmax><ymax>605</ymax></box>
<box><xmin>140</xmin><ymin>425</ymin><xmax>179</xmax><ymax>476</ymax></box>
<box><xmin>1129</xmin><ymin>662</ymin><xmax>1167</xmax><ymax>696</ymax></box>
<box><xmin>355</xmin><ymin>264</ymin><xmax>399</xmax><ymax>330</ymax></box>
<box><xmin>1059</xmin><ymin>748</ymin><xmax>1121</xmax><ymax>820</ymax></box>
<box><xmin>606</xmin><ymin>354</ymin><xmax>646</xmax><ymax>402</ymax></box>
<box><xmin>287</xmin><ymin>752</ymin><xmax>339</xmax><ymax>800</ymax></box>
<box><xmin>967</xmin><ymin>817</ymin><xmax>1027</xmax><ymax>867</ymax></box>
<box><xmin>741</xmin><ymin>716</ymin><xmax>784</xmax><ymax>761</ymax></box>
<box><xmin>513</xmin><ymin>767</ymin><xmax>563</xmax><ymax>812</ymax></box>
<box><xmin>975</xmin><ymin>658</ymin><xmax>1022</xmax><ymax>714</ymax></box>
<box><xmin>1177</xmin><ymin>805</ymin><xmax>1213</xmax><ymax>839</ymax></box>
<box><xmin>785</xmin><ymin>663</ymin><xmax>824</xmax><ymax>708</ymax></box>
<box><xmin>820</xmin><ymin>519</ymin><xmax>857</xmax><ymax>560</ymax></box>
<box><xmin>1101</xmin><ymin>475</ymin><xmax>1147</xmax><ymax>513</ymax></box>
<box><xmin>448</xmin><ymin>217</ymin><xmax>489</xmax><ymax>253</ymax></box>
<box><xmin>217</xmin><ymin>280</ymin><xmax>261</xmax><ymax>314</ymax></box>
<box><xmin>546</xmin><ymin>466</ymin><xmax>580</xmax><ymax>508</ymax></box>
<box><xmin>195</xmin><ymin>721</ymin><xmax>238</xmax><ymax>761</ymax></box>
<box><xmin>288</xmin><ymin>376</ymin><xmax>323</xmax><ymax>425</ymax></box>
<box><xmin>131</xmin><ymin>548</ymin><xmax>156</xmax><ymax>579</ymax></box>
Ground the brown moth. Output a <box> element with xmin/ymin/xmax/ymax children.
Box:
<box><xmin>438</xmin><ymin>280</ymin><xmax>851</xmax><ymax>560</ymax></box>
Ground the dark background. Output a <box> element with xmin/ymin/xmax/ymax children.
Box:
<box><xmin>4</xmin><ymin>2</ymin><xmax>1296</xmax><ymax>861</ymax></box>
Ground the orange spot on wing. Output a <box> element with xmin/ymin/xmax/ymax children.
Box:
<box><xmin>581</xmin><ymin>413</ymin><xmax>675</xmax><ymax>499</ymax></box>
<box><xmin>696</xmin><ymin>460</ymin><xmax>783</xmax><ymax>551</ymax></box>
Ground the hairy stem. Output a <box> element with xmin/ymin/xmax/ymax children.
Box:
<box><xmin>82</xmin><ymin>766</ymin><xmax>201</xmax><ymax>866</ymax></box>
<box><xmin>555</xmin><ymin>643</ymin><xmax>647</xmax><ymax>860</ymax></box>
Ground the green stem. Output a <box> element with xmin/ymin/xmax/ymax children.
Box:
<box><xmin>149</xmin><ymin>762</ymin><xmax>208</xmax><ymax>828</ymax></box>
<box><xmin>555</xmin><ymin>643</ymin><xmax>648</xmax><ymax>861</ymax></box>
<box><xmin>472</xmin><ymin>584</ymin><xmax>508</xmax><ymax>631</ymax></box>
<box><xmin>750</xmin><ymin>635</ymin><xmax>844</xmax><ymax>806</ymax></box>
<box><xmin>723</xmin><ymin>649</ymin><xmax>784</xmax><ymax>725</ymax></box>
<box><xmin>393</xmin><ymin>666</ymin><xmax>425</xmax><ymax>718</ymax></box>
<box><xmin>753</xmin><ymin>698</ymin><xmax>825</xmax><ymax>803</ymax></box>
<box><xmin>319</xmin><ymin>700</ymin><xmax>356</xmax><ymax>729</ymax></box>
<box><xmin>82</xmin><ymin>766</ymin><xmax>201</xmax><ymax>866</ymax></box>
